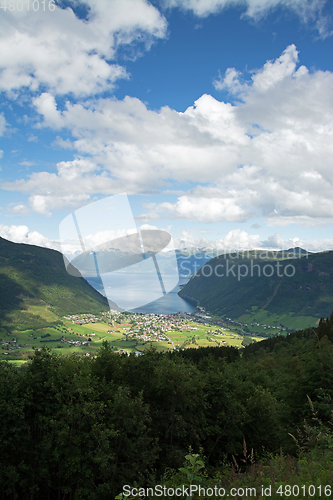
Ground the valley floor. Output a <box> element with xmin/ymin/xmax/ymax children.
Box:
<box><xmin>1</xmin><ymin>304</ymin><xmax>269</xmax><ymax>362</ymax></box>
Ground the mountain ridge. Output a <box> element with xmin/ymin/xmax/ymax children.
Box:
<box><xmin>178</xmin><ymin>248</ymin><xmax>333</xmax><ymax>327</ymax></box>
<box><xmin>0</xmin><ymin>237</ymin><xmax>112</xmax><ymax>333</ymax></box>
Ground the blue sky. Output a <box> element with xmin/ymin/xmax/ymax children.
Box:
<box><xmin>0</xmin><ymin>0</ymin><xmax>333</xmax><ymax>254</ymax></box>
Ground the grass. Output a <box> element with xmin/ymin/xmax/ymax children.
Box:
<box><xmin>5</xmin><ymin>360</ymin><xmax>28</xmax><ymax>366</ymax></box>
<box><xmin>166</xmin><ymin>322</ymin><xmax>248</xmax><ymax>349</ymax></box>
<box><xmin>1</xmin><ymin>312</ymin><xmax>268</xmax><ymax>362</ymax></box>
<box><xmin>237</xmin><ymin>309</ymin><xmax>319</xmax><ymax>332</ymax></box>
<box><xmin>20</xmin><ymin>300</ymin><xmax>59</xmax><ymax>322</ymax></box>
<box><xmin>164</xmin><ymin>448</ymin><xmax>333</xmax><ymax>500</ymax></box>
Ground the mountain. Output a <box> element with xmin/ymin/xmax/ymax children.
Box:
<box><xmin>176</xmin><ymin>247</ymin><xmax>312</xmax><ymax>277</ymax></box>
<box><xmin>178</xmin><ymin>248</ymin><xmax>333</xmax><ymax>326</ymax></box>
<box><xmin>176</xmin><ymin>248</ymin><xmax>219</xmax><ymax>276</ymax></box>
<box><xmin>0</xmin><ymin>237</ymin><xmax>112</xmax><ymax>333</ymax></box>
<box><xmin>68</xmin><ymin>245</ymin><xmax>216</xmax><ymax>278</ymax></box>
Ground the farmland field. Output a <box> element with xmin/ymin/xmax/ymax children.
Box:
<box><xmin>1</xmin><ymin>305</ymin><xmax>268</xmax><ymax>361</ymax></box>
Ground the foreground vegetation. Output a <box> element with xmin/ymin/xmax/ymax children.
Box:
<box><xmin>0</xmin><ymin>313</ymin><xmax>332</xmax><ymax>499</ymax></box>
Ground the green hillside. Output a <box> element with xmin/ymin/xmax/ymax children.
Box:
<box><xmin>0</xmin><ymin>237</ymin><xmax>110</xmax><ymax>333</ymax></box>
<box><xmin>179</xmin><ymin>249</ymin><xmax>333</xmax><ymax>326</ymax></box>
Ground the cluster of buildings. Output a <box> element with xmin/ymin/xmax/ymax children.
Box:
<box><xmin>64</xmin><ymin>313</ymin><xmax>104</xmax><ymax>324</ymax></box>
<box><xmin>60</xmin><ymin>337</ymin><xmax>89</xmax><ymax>346</ymax></box>
<box><xmin>1</xmin><ymin>338</ymin><xmax>27</xmax><ymax>354</ymax></box>
<box><xmin>249</xmin><ymin>322</ymin><xmax>287</xmax><ymax>331</ymax></box>
<box><xmin>111</xmin><ymin>313</ymin><xmax>188</xmax><ymax>344</ymax></box>
<box><xmin>225</xmin><ymin>317</ymin><xmax>287</xmax><ymax>334</ymax></box>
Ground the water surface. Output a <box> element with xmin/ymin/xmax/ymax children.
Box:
<box><xmin>86</xmin><ymin>274</ymin><xmax>197</xmax><ymax>314</ymax></box>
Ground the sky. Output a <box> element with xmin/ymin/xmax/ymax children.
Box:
<box><xmin>0</xmin><ymin>0</ymin><xmax>333</xmax><ymax>255</ymax></box>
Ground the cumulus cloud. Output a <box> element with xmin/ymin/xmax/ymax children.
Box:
<box><xmin>213</xmin><ymin>68</ymin><xmax>245</xmax><ymax>94</ymax></box>
<box><xmin>29</xmin><ymin>193</ymin><xmax>92</xmax><ymax>216</ymax></box>
<box><xmin>164</xmin><ymin>0</ymin><xmax>332</xmax><ymax>36</ymax></box>
<box><xmin>214</xmin><ymin>44</ymin><xmax>300</xmax><ymax>96</ymax></box>
<box><xmin>0</xmin><ymin>0</ymin><xmax>166</xmax><ymax>96</ymax></box>
<box><xmin>0</xmin><ymin>224</ymin><xmax>60</xmax><ymax>249</ymax></box>
<box><xmin>261</xmin><ymin>233</ymin><xmax>333</xmax><ymax>252</ymax></box>
<box><xmin>2</xmin><ymin>45</ymin><xmax>333</xmax><ymax>226</ymax></box>
<box><xmin>34</xmin><ymin>94</ymin><xmax>64</xmax><ymax>128</ymax></box>
<box><xmin>1</xmin><ymin>157</ymin><xmax>123</xmax><ymax>214</ymax></box>
<box><xmin>1</xmin><ymin>223</ymin><xmax>333</xmax><ymax>255</ymax></box>
<box><xmin>138</xmin><ymin>223</ymin><xmax>160</xmax><ymax>231</ymax></box>
<box><xmin>8</xmin><ymin>204</ymin><xmax>30</xmax><ymax>215</ymax></box>
<box><xmin>188</xmin><ymin>228</ymin><xmax>262</xmax><ymax>251</ymax></box>
<box><xmin>175</xmin><ymin>229</ymin><xmax>333</xmax><ymax>254</ymax></box>
<box><xmin>139</xmin><ymin>196</ymin><xmax>251</xmax><ymax>223</ymax></box>
<box><xmin>265</xmin><ymin>215</ymin><xmax>333</xmax><ymax>227</ymax></box>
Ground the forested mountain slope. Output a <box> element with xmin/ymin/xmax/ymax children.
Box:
<box><xmin>179</xmin><ymin>249</ymin><xmax>333</xmax><ymax>321</ymax></box>
<box><xmin>0</xmin><ymin>237</ymin><xmax>110</xmax><ymax>332</ymax></box>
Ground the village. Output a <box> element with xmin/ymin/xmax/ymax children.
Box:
<box><xmin>61</xmin><ymin>308</ymin><xmax>269</xmax><ymax>353</ymax></box>
<box><xmin>1</xmin><ymin>307</ymin><xmax>282</xmax><ymax>358</ymax></box>
<box><xmin>64</xmin><ymin>310</ymin><xmax>207</xmax><ymax>346</ymax></box>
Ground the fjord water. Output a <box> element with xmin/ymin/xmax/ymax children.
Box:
<box><xmin>86</xmin><ymin>274</ymin><xmax>197</xmax><ymax>314</ymax></box>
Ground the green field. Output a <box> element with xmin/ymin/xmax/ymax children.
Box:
<box><xmin>237</xmin><ymin>308</ymin><xmax>319</xmax><ymax>333</ymax></box>
<box><xmin>1</xmin><ymin>305</ymin><xmax>268</xmax><ymax>361</ymax></box>
<box><xmin>20</xmin><ymin>299</ymin><xmax>60</xmax><ymax>322</ymax></box>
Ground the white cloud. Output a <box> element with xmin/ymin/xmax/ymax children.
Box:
<box><xmin>138</xmin><ymin>223</ymin><xmax>159</xmax><ymax>230</ymax></box>
<box><xmin>34</xmin><ymin>94</ymin><xmax>64</xmax><ymax>128</ymax></box>
<box><xmin>27</xmin><ymin>135</ymin><xmax>38</xmax><ymax>143</ymax></box>
<box><xmin>2</xmin><ymin>45</ymin><xmax>333</xmax><ymax>226</ymax></box>
<box><xmin>265</xmin><ymin>216</ymin><xmax>333</xmax><ymax>227</ymax></box>
<box><xmin>261</xmin><ymin>233</ymin><xmax>333</xmax><ymax>252</ymax></box>
<box><xmin>0</xmin><ymin>0</ymin><xmax>330</xmax><ymax>101</ymax></box>
<box><xmin>8</xmin><ymin>204</ymin><xmax>30</xmax><ymax>215</ymax></box>
<box><xmin>220</xmin><ymin>229</ymin><xmax>262</xmax><ymax>250</ymax></box>
<box><xmin>294</xmin><ymin>238</ymin><xmax>333</xmax><ymax>252</ymax></box>
<box><xmin>175</xmin><ymin>229</ymin><xmax>333</xmax><ymax>254</ymax></box>
<box><xmin>0</xmin><ymin>0</ymin><xmax>167</xmax><ymax>96</ymax></box>
<box><xmin>29</xmin><ymin>193</ymin><xmax>91</xmax><ymax>216</ymax></box>
<box><xmin>0</xmin><ymin>224</ymin><xmax>60</xmax><ymax>249</ymax></box>
<box><xmin>29</xmin><ymin>92</ymin><xmax>249</xmax><ymax>194</ymax></box>
<box><xmin>140</xmin><ymin>196</ymin><xmax>251</xmax><ymax>222</ymax></box>
<box><xmin>214</xmin><ymin>44</ymin><xmax>299</xmax><ymax>95</ymax></box>
<box><xmin>1</xmin><ymin>223</ymin><xmax>333</xmax><ymax>255</ymax></box>
<box><xmin>19</xmin><ymin>161</ymin><xmax>34</xmax><ymax>167</ymax></box>
<box><xmin>0</xmin><ymin>113</ymin><xmax>6</xmax><ymax>136</ymax></box>
<box><xmin>164</xmin><ymin>0</ymin><xmax>332</xmax><ymax>36</ymax></box>
<box><xmin>213</xmin><ymin>68</ymin><xmax>245</xmax><ymax>94</ymax></box>
<box><xmin>175</xmin><ymin>230</ymin><xmax>212</xmax><ymax>250</ymax></box>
